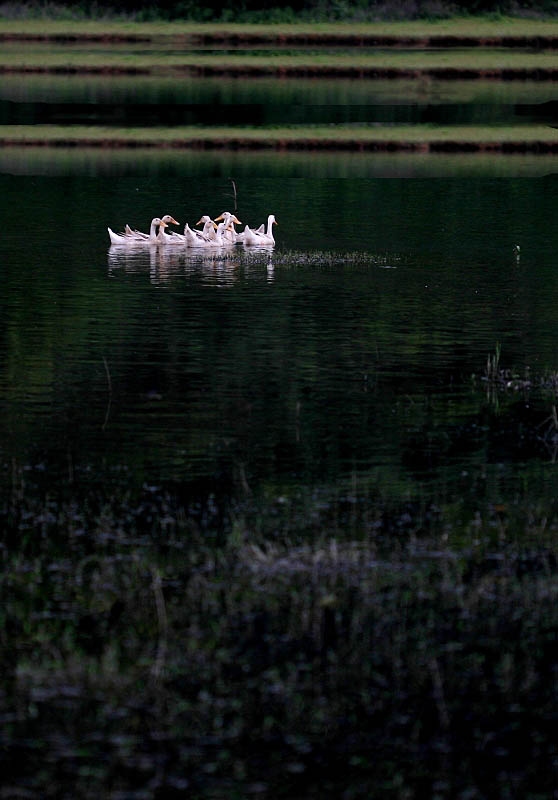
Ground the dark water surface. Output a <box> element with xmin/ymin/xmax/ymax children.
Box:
<box><xmin>3</xmin><ymin>53</ymin><xmax>558</xmax><ymax>795</ymax></box>
<box><xmin>2</xmin><ymin>73</ymin><xmax>558</xmax><ymax>126</ymax></box>
<box><xmin>2</xmin><ymin>152</ymin><xmax>558</xmax><ymax>525</ymax></box>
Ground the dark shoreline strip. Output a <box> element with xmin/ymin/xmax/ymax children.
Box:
<box><xmin>1</xmin><ymin>64</ymin><xmax>558</xmax><ymax>79</ymax></box>
<box><xmin>2</xmin><ymin>138</ymin><xmax>558</xmax><ymax>153</ymax></box>
<box><xmin>2</xmin><ymin>32</ymin><xmax>558</xmax><ymax>48</ymax></box>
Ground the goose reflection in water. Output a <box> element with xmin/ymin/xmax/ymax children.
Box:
<box><xmin>108</xmin><ymin>242</ymin><xmax>275</xmax><ymax>287</ymax></box>
<box><xmin>108</xmin><ymin>242</ymin><xmax>240</xmax><ymax>285</ymax></box>
<box><xmin>108</xmin><ymin>241</ymin><xmax>182</xmax><ymax>284</ymax></box>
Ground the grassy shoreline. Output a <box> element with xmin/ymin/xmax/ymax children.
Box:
<box><xmin>2</xmin><ymin>123</ymin><xmax>558</xmax><ymax>152</ymax></box>
<box><xmin>3</xmin><ymin>49</ymin><xmax>558</xmax><ymax>76</ymax></box>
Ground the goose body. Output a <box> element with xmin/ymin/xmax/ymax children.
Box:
<box><xmin>128</xmin><ymin>214</ymin><xmax>179</xmax><ymax>240</ymax></box>
<box><xmin>108</xmin><ymin>215</ymin><xmax>179</xmax><ymax>245</ymax></box>
<box><xmin>243</xmin><ymin>214</ymin><xmax>277</xmax><ymax>246</ymax></box>
<box><xmin>172</xmin><ymin>216</ymin><xmax>215</xmax><ymax>247</ymax></box>
<box><xmin>235</xmin><ymin>222</ymin><xmax>263</xmax><ymax>244</ymax></box>
<box><xmin>156</xmin><ymin>219</ymin><xmax>179</xmax><ymax>245</ymax></box>
<box><xmin>108</xmin><ymin>227</ymin><xmax>131</xmax><ymax>245</ymax></box>
<box><xmin>109</xmin><ymin>217</ymin><xmax>164</xmax><ymax>245</ymax></box>
<box><xmin>205</xmin><ymin>221</ymin><xmax>231</xmax><ymax>247</ymax></box>
<box><xmin>183</xmin><ymin>222</ymin><xmax>211</xmax><ymax>247</ymax></box>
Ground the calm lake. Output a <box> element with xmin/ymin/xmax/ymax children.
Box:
<box><xmin>4</xmin><ymin>50</ymin><xmax>558</xmax><ymax>797</ymax></box>
<box><xmin>2</xmin><ymin>146</ymin><xmax>558</xmax><ymax>533</ymax></box>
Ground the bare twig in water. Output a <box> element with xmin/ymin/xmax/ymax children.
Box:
<box><xmin>228</xmin><ymin>177</ymin><xmax>238</xmax><ymax>212</ymax></box>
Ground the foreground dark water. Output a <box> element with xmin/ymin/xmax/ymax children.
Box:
<box><xmin>3</xmin><ymin>151</ymin><xmax>558</xmax><ymax>799</ymax></box>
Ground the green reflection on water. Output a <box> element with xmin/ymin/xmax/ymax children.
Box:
<box><xmin>2</xmin><ymin>146</ymin><xmax>558</xmax><ymax>178</ymax></box>
<box><xmin>2</xmin><ymin>74</ymin><xmax>558</xmax><ymax>108</ymax></box>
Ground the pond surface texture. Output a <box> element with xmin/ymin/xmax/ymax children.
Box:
<box><xmin>2</xmin><ymin>153</ymin><xmax>558</xmax><ymax>524</ymax></box>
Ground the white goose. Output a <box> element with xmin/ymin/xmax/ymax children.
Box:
<box><xmin>242</xmin><ymin>214</ymin><xmax>277</xmax><ymax>246</ymax></box>
<box><xmin>235</xmin><ymin>222</ymin><xmax>264</xmax><ymax>244</ymax></box>
<box><xmin>108</xmin><ymin>215</ymin><xmax>179</xmax><ymax>245</ymax></box>
<box><xmin>124</xmin><ymin>214</ymin><xmax>179</xmax><ymax>242</ymax></box>
<box><xmin>108</xmin><ymin>217</ymin><xmax>164</xmax><ymax>245</ymax></box>
<box><xmin>156</xmin><ymin>219</ymin><xmax>180</xmax><ymax>245</ymax></box>
<box><xmin>214</xmin><ymin>211</ymin><xmax>243</xmax><ymax>244</ymax></box>
<box><xmin>197</xmin><ymin>215</ymin><xmax>219</xmax><ymax>239</ymax></box>
<box><xmin>181</xmin><ymin>222</ymin><xmax>210</xmax><ymax>247</ymax></box>
<box><xmin>182</xmin><ymin>215</ymin><xmax>233</xmax><ymax>247</ymax></box>
<box><xmin>171</xmin><ymin>216</ymin><xmax>216</xmax><ymax>247</ymax></box>
<box><xmin>185</xmin><ymin>221</ymin><xmax>231</xmax><ymax>248</ymax></box>
<box><xmin>204</xmin><ymin>221</ymin><xmax>232</xmax><ymax>247</ymax></box>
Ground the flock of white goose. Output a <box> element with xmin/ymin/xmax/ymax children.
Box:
<box><xmin>108</xmin><ymin>211</ymin><xmax>277</xmax><ymax>248</ymax></box>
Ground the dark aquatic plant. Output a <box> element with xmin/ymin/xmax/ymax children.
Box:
<box><xmin>481</xmin><ymin>344</ymin><xmax>558</xmax><ymax>397</ymax></box>
<box><xmin>484</xmin><ymin>341</ymin><xmax>502</xmax><ymax>385</ymax></box>
<box><xmin>474</xmin><ymin>345</ymin><xmax>558</xmax><ymax>461</ymax></box>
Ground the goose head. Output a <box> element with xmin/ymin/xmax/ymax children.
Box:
<box><xmin>215</xmin><ymin>212</ymin><xmax>242</xmax><ymax>226</ymax></box>
<box><xmin>196</xmin><ymin>215</ymin><xmax>218</xmax><ymax>231</ymax></box>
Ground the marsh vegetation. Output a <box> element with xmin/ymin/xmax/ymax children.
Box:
<box><xmin>4</xmin><ymin>478</ymin><xmax>558</xmax><ymax>798</ymax></box>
